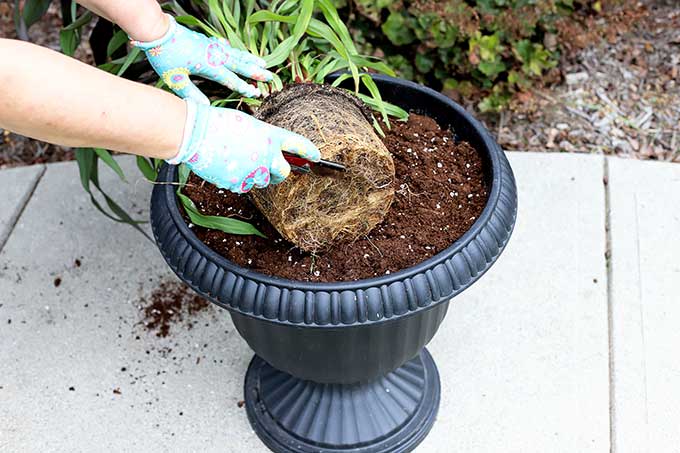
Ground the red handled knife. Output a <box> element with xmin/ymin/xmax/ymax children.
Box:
<box><xmin>282</xmin><ymin>152</ymin><xmax>346</xmax><ymax>177</ymax></box>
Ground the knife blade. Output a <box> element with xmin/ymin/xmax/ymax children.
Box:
<box><xmin>282</xmin><ymin>152</ymin><xmax>346</xmax><ymax>177</ymax></box>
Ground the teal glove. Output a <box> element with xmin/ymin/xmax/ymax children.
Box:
<box><xmin>132</xmin><ymin>15</ymin><xmax>273</xmax><ymax>104</ymax></box>
<box><xmin>170</xmin><ymin>100</ymin><xmax>321</xmax><ymax>193</ymax></box>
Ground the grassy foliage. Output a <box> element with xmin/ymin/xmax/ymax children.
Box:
<box><xmin>162</xmin><ymin>1</ymin><xmax>408</xmax><ymax>234</ymax></box>
<box><xmin>167</xmin><ymin>0</ymin><xmax>407</xmax><ymax>121</ymax></box>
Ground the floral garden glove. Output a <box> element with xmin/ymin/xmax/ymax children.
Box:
<box><xmin>132</xmin><ymin>15</ymin><xmax>273</xmax><ymax>104</ymax></box>
<box><xmin>170</xmin><ymin>100</ymin><xmax>321</xmax><ymax>193</ymax></box>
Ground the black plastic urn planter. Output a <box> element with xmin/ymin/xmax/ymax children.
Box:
<box><xmin>150</xmin><ymin>75</ymin><xmax>518</xmax><ymax>453</ymax></box>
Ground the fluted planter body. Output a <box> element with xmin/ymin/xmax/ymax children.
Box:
<box><xmin>151</xmin><ymin>75</ymin><xmax>517</xmax><ymax>453</ymax></box>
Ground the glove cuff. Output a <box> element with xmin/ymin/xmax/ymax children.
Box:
<box><xmin>130</xmin><ymin>14</ymin><xmax>177</xmax><ymax>50</ymax></box>
<box><xmin>166</xmin><ymin>99</ymin><xmax>210</xmax><ymax>165</ymax></box>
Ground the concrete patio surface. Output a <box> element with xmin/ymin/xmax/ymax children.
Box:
<box><xmin>0</xmin><ymin>152</ymin><xmax>677</xmax><ymax>452</ymax></box>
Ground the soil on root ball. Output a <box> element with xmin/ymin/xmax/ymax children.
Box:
<box><xmin>182</xmin><ymin>113</ymin><xmax>489</xmax><ymax>282</ymax></box>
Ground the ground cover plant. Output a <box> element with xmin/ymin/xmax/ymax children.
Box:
<box><xmin>330</xmin><ymin>0</ymin><xmax>604</xmax><ymax>111</ymax></box>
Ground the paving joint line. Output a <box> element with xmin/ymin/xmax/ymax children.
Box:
<box><xmin>603</xmin><ymin>157</ymin><xmax>615</xmax><ymax>453</ymax></box>
<box><xmin>0</xmin><ymin>164</ymin><xmax>46</xmax><ymax>253</ymax></box>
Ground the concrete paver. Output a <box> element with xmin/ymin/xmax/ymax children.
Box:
<box><xmin>0</xmin><ymin>158</ymin><xmax>263</xmax><ymax>453</ymax></box>
<box><xmin>608</xmin><ymin>157</ymin><xmax>680</xmax><ymax>453</ymax></box>
<box><xmin>0</xmin><ymin>165</ymin><xmax>44</xmax><ymax>250</ymax></box>
<box><xmin>423</xmin><ymin>153</ymin><xmax>610</xmax><ymax>453</ymax></box>
<box><xmin>0</xmin><ymin>152</ymin><xmax>646</xmax><ymax>452</ymax></box>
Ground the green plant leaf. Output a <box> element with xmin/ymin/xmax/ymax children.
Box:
<box><xmin>355</xmin><ymin>92</ymin><xmax>409</xmax><ymax>121</ymax></box>
<box><xmin>94</xmin><ymin>148</ymin><xmax>126</xmax><ymax>181</ymax></box>
<box><xmin>259</xmin><ymin>19</ymin><xmax>272</xmax><ymax>55</ymax></box>
<box><xmin>307</xmin><ymin>19</ymin><xmax>347</xmax><ymax>59</ymax></box>
<box><xmin>313</xmin><ymin>56</ymin><xmax>344</xmax><ymax>82</ymax></box>
<box><xmin>74</xmin><ymin>148</ymin><xmax>150</xmax><ymax>239</ymax></box>
<box><xmin>307</xmin><ymin>18</ymin><xmax>359</xmax><ymax>89</ymax></box>
<box><xmin>478</xmin><ymin>33</ymin><xmax>501</xmax><ymax>61</ymax></box>
<box><xmin>175</xmin><ymin>165</ymin><xmax>265</xmax><ymax>238</ymax></box>
<box><xmin>106</xmin><ymin>29</ymin><xmax>128</xmax><ymax>57</ymax></box>
<box><xmin>136</xmin><ymin>156</ymin><xmax>157</xmax><ymax>181</ymax></box>
<box><xmin>275</xmin><ymin>0</ymin><xmax>300</xmax><ymax>15</ymax></box>
<box><xmin>219</xmin><ymin>0</ymin><xmax>240</xmax><ymax>30</ymax></box>
<box><xmin>361</xmin><ymin>74</ymin><xmax>389</xmax><ymax>127</ymax></box>
<box><xmin>59</xmin><ymin>29</ymin><xmax>78</xmax><ymax>56</ymax></box>
<box><xmin>58</xmin><ymin>10</ymin><xmax>92</xmax><ymax>56</ymax></box>
<box><xmin>177</xmin><ymin>192</ymin><xmax>267</xmax><ymax>238</ymax></box>
<box><xmin>75</xmin><ymin>148</ymin><xmax>94</xmax><ymax>193</ymax></box>
<box><xmin>178</xmin><ymin>164</ymin><xmax>191</xmax><ymax>186</ymax></box>
<box><xmin>316</xmin><ymin>0</ymin><xmax>358</xmax><ymax>54</ymax></box>
<box><xmin>22</xmin><ymin>0</ymin><xmax>52</xmax><ymax>28</ymax></box>
<box><xmin>478</xmin><ymin>59</ymin><xmax>506</xmax><ymax>78</ymax></box>
<box><xmin>381</xmin><ymin>12</ymin><xmax>415</xmax><ymax>46</ymax></box>
<box><xmin>116</xmin><ymin>47</ymin><xmax>141</xmax><ymax>76</ymax></box>
<box><xmin>208</xmin><ymin>0</ymin><xmax>246</xmax><ymax>48</ymax></box>
<box><xmin>349</xmin><ymin>55</ymin><xmax>396</xmax><ymax>77</ymax></box>
<box><xmin>514</xmin><ymin>39</ymin><xmax>532</xmax><ymax>63</ymax></box>
<box><xmin>331</xmin><ymin>73</ymin><xmax>353</xmax><ymax>87</ymax></box>
<box><xmin>13</xmin><ymin>0</ymin><xmax>27</xmax><ymax>40</ymax></box>
<box><xmin>248</xmin><ymin>10</ymin><xmax>296</xmax><ymax>24</ymax></box>
<box><xmin>414</xmin><ymin>53</ymin><xmax>434</xmax><ymax>74</ymax></box>
<box><xmin>175</xmin><ymin>15</ymin><xmax>220</xmax><ymax>37</ymax></box>
<box><xmin>264</xmin><ymin>0</ymin><xmax>313</xmax><ymax>67</ymax></box>
<box><xmin>61</xmin><ymin>10</ymin><xmax>92</xmax><ymax>31</ymax></box>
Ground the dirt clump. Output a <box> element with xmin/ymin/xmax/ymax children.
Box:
<box><xmin>252</xmin><ymin>84</ymin><xmax>395</xmax><ymax>252</ymax></box>
<box><xmin>140</xmin><ymin>281</ymin><xmax>211</xmax><ymax>337</ymax></box>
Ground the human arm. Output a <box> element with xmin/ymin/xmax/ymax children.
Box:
<box><xmin>0</xmin><ymin>39</ymin><xmax>319</xmax><ymax>193</ymax></box>
<box><xmin>0</xmin><ymin>38</ymin><xmax>184</xmax><ymax>159</ymax></box>
<box><xmin>77</xmin><ymin>0</ymin><xmax>273</xmax><ymax>103</ymax></box>
<box><xmin>76</xmin><ymin>0</ymin><xmax>169</xmax><ymax>42</ymax></box>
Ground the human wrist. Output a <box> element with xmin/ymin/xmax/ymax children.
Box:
<box><xmin>166</xmin><ymin>100</ymin><xmax>209</xmax><ymax>164</ymax></box>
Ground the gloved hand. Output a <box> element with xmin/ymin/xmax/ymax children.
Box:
<box><xmin>169</xmin><ymin>100</ymin><xmax>321</xmax><ymax>193</ymax></box>
<box><xmin>132</xmin><ymin>15</ymin><xmax>273</xmax><ymax>104</ymax></box>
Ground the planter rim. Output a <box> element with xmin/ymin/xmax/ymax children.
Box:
<box><xmin>151</xmin><ymin>75</ymin><xmax>517</xmax><ymax>327</ymax></box>
<box><xmin>159</xmin><ymin>76</ymin><xmax>505</xmax><ymax>291</ymax></box>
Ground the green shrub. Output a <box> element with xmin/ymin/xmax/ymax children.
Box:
<box><xmin>333</xmin><ymin>0</ymin><xmax>593</xmax><ymax>111</ymax></box>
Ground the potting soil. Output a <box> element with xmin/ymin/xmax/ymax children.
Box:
<box><xmin>183</xmin><ymin>113</ymin><xmax>489</xmax><ymax>282</ymax></box>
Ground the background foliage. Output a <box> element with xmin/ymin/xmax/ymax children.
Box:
<box><xmin>13</xmin><ymin>0</ymin><xmax>602</xmax><ymax>112</ymax></box>
<box><xmin>330</xmin><ymin>0</ymin><xmax>598</xmax><ymax>111</ymax></box>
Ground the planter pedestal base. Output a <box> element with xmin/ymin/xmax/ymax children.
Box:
<box><xmin>244</xmin><ymin>349</ymin><xmax>440</xmax><ymax>453</ymax></box>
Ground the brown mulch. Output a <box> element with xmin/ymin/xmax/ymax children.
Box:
<box><xmin>486</xmin><ymin>0</ymin><xmax>680</xmax><ymax>161</ymax></box>
<box><xmin>1</xmin><ymin>131</ymin><xmax>75</xmax><ymax>168</ymax></box>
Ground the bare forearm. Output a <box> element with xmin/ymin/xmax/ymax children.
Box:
<box><xmin>0</xmin><ymin>39</ymin><xmax>184</xmax><ymax>160</ymax></box>
<box><xmin>77</xmin><ymin>0</ymin><xmax>168</xmax><ymax>41</ymax></box>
